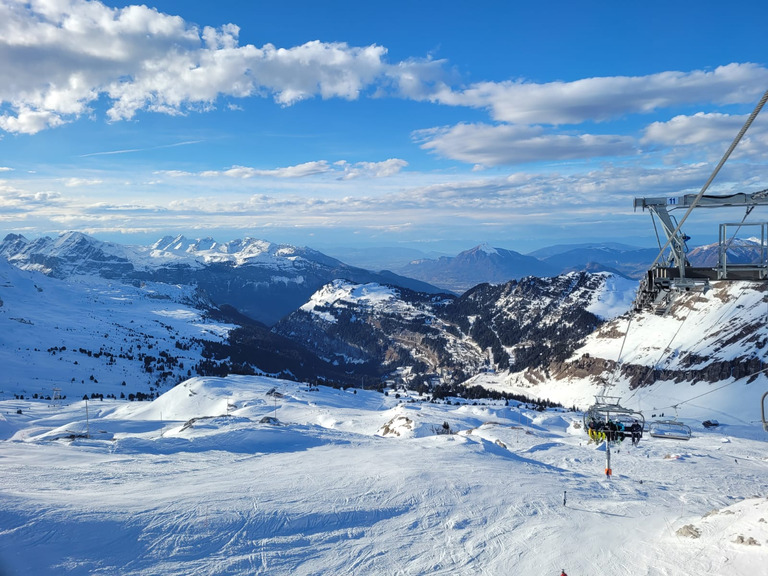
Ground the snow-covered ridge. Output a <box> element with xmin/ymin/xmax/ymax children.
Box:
<box><xmin>301</xmin><ymin>279</ymin><xmax>397</xmax><ymax>317</ymax></box>
<box><xmin>0</xmin><ymin>232</ymin><xmax>333</xmax><ymax>276</ymax></box>
<box><xmin>0</xmin><ymin>231</ymin><xmax>139</xmax><ymax>276</ymax></box>
<box><xmin>300</xmin><ymin>279</ymin><xmax>453</xmax><ymax>325</ymax></box>
<box><xmin>148</xmin><ymin>234</ymin><xmax>311</xmax><ymax>267</ymax></box>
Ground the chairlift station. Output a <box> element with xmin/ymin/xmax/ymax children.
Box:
<box><xmin>633</xmin><ymin>189</ymin><xmax>768</xmax><ymax>314</ymax></box>
<box><xmin>632</xmin><ymin>189</ymin><xmax>768</xmax><ymax>433</ymax></box>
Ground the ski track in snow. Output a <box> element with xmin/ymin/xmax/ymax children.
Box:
<box><xmin>1</xmin><ymin>375</ymin><xmax>767</xmax><ymax>575</ymax></box>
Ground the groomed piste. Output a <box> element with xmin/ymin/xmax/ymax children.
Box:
<box><xmin>1</xmin><ymin>375</ymin><xmax>766</xmax><ymax>575</ymax></box>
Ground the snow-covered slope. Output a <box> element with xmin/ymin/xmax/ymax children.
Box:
<box><xmin>583</xmin><ymin>272</ymin><xmax>638</xmax><ymax>319</ymax></box>
<box><xmin>0</xmin><ymin>256</ymin><xmax>234</xmax><ymax>401</ymax></box>
<box><xmin>1</xmin><ymin>375</ymin><xmax>766</xmax><ymax>575</ymax></box>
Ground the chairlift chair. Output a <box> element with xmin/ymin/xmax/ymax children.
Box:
<box><xmin>583</xmin><ymin>395</ymin><xmax>645</xmax><ymax>442</ymax></box>
<box><xmin>648</xmin><ymin>419</ymin><xmax>692</xmax><ymax>441</ymax></box>
<box><xmin>583</xmin><ymin>395</ymin><xmax>645</xmax><ymax>429</ymax></box>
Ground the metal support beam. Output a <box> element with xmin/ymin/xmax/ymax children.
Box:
<box><xmin>762</xmin><ymin>391</ymin><xmax>768</xmax><ymax>433</ymax></box>
<box><xmin>634</xmin><ymin>189</ymin><xmax>768</xmax><ymax>285</ymax></box>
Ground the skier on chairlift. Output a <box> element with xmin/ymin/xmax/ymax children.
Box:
<box><xmin>630</xmin><ymin>419</ymin><xmax>642</xmax><ymax>446</ymax></box>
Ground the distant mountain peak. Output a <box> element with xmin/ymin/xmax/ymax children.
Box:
<box><xmin>397</xmin><ymin>244</ymin><xmax>558</xmax><ymax>293</ymax></box>
<box><xmin>471</xmin><ymin>243</ymin><xmax>499</xmax><ymax>256</ymax></box>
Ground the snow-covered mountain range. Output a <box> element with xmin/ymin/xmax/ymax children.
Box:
<box><xmin>3</xmin><ymin>230</ymin><xmax>768</xmax><ymax>423</ymax></box>
<box><xmin>0</xmin><ymin>232</ymin><xmax>442</xmax><ymax>325</ymax></box>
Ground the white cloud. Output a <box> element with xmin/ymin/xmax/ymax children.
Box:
<box><xmin>201</xmin><ymin>162</ymin><xmax>333</xmax><ymax>179</ymax></box>
<box><xmin>0</xmin><ymin>184</ymin><xmax>63</xmax><ymax>216</ymax></box>
<box><xmin>415</xmin><ymin>123</ymin><xmax>636</xmax><ymax>166</ymax></box>
<box><xmin>335</xmin><ymin>159</ymin><xmax>408</xmax><ymax>179</ymax></box>
<box><xmin>637</xmin><ymin>111</ymin><xmax>768</xmax><ymax>167</ymax></box>
<box><xmin>64</xmin><ymin>177</ymin><xmax>103</xmax><ymax>187</ymax></box>
<box><xmin>0</xmin><ymin>106</ymin><xmax>67</xmax><ymax>134</ymax></box>
<box><xmin>174</xmin><ymin>159</ymin><xmax>408</xmax><ymax>180</ymax></box>
<box><xmin>0</xmin><ymin>0</ymin><xmax>443</xmax><ymax>134</ymax></box>
<box><xmin>642</xmin><ymin>112</ymin><xmax>749</xmax><ymax>146</ymax></box>
<box><xmin>432</xmin><ymin>63</ymin><xmax>768</xmax><ymax>125</ymax></box>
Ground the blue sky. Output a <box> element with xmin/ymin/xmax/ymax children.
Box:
<box><xmin>2</xmin><ymin>0</ymin><xmax>768</xmax><ymax>255</ymax></box>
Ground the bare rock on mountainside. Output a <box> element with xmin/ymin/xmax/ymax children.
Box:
<box><xmin>542</xmin><ymin>280</ymin><xmax>768</xmax><ymax>391</ymax></box>
<box><xmin>676</xmin><ymin>524</ymin><xmax>702</xmax><ymax>538</ymax></box>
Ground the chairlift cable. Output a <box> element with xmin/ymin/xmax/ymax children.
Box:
<box><xmin>625</xmin><ymin>293</ymin><xmax>698</xmax><ymax>405</ymax></box>
<box><xmin>602</xmin><ymin>312</ymin><xmax>635</xmax><ymax>395</ymax></box>
<box><xmin>721</xmin><ymin>205</ymin><xmax>756</xmax><ymax>258</ymax></box>
<box><xmin>648</xmin><ymin>89</ymin><xmax>768</xmax><ymax>272</ymax></box>
<box><xmin>651</xmin><ymin>364</ymin><xmax>768</xmax><ymax>413</ymax></box>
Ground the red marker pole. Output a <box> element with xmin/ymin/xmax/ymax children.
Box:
<box><xmin>605</xmin><ymin>412</ymin><xmax>611</xmax><ymax>479</ymax></box>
